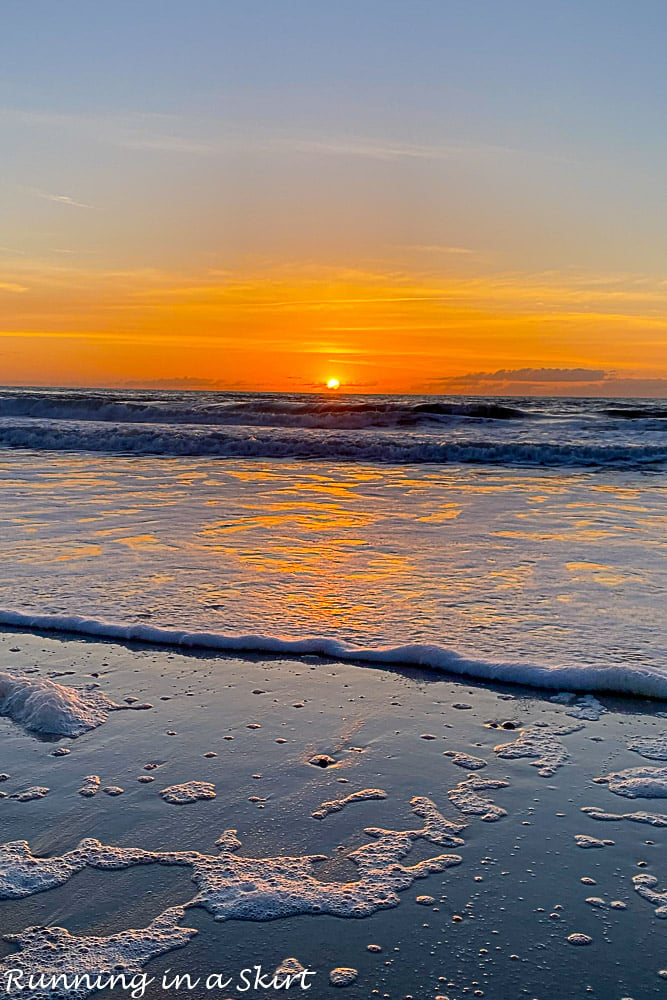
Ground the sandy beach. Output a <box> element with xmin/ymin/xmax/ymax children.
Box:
<box><xmin>1</xmin><ymin>626</ymin><xmax>666</xmax><ymax>999</ymax></box>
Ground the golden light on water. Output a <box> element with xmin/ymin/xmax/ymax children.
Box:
<box><xmin>326</xmin><ymin>378</ymin><xmax>340</xmax><ymax>390</ymax></box>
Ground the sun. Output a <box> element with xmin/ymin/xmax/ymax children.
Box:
<box><xmin>326</xmin><ymin>377</ymin><xmax>340</xmax><ymax>390</ymax></box>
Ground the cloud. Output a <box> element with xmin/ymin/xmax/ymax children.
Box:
<box><xmin>121</xmin><ymin>377</ymin><xmax>229</xmax><ymax>390</ymax></box>
<box><xmin>1</xmin><ymin>107</ymin><xmax>574</xmax><ymax>167</ymax></box>
<box><xmin>28</xmin><ymin>188</ymin><xmax>93</xmax><ymax>209</ymax></box>
<box><xmin>402</xmin><ymin>245</ymin><xmax>477</xmax><ymax>256</ymax></box>
<box><xmin>445</xmin><ymin>367</ymin><xmax>609</xmax><ymax>384</ymax></box>
<box><xmin>426</xmin><ymin>368</ymin><xmax>667</xmax><ymax>398</ymax></box>
<box><xmin>2</xmin><ymin>108</ymin><xmax>212</xmax><ymax>156</ymax></box>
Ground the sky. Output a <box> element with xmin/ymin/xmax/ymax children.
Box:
<box><xmin>2</xmin><ymin>0</ymin><xmax>667</xmax><ymax>395</ymax></box>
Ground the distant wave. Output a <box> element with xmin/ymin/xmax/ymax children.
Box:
<box><xmin>0</xmin><ymin>390</ymin><xmax>530</xmax><ymax>430</ymax></box>
<box><xmin>0</xmin><ymin>418</ymin><xmax>665</xmax><ymax>467</ymax></box>
<box><xmin>2</xmin><ymin>608</ymin><xmax>666</xmax><ymax>699</ymax></box>
<box><xmin>602</xmin><ymin>406</ymin><xmax>667</xmax><ymax>420</ymax></box>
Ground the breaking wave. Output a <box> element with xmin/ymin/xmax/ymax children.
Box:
<box><xmin>0</xmin><ymin>418</ymin><xmax>664</xmax><ymax>468</ymax></box>
<box><xmin>1</xmin><ymin>609</ymin><xmax>666</xmax><ymax>700</ymax></box>
<box><xmin>0</xmin><ymin>390</ymin><xmax>530</xmax><ymax>430</ymax></box>
<box><xmin>602</xmin><ymin>406</ymin><xmax>667</xmax><ymax>420</ymax></box>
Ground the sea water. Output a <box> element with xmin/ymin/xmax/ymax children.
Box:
<box><xmin>0</xmin><ymin>387</ymin><xmax>665</xmax><ymax>696</ymax></box>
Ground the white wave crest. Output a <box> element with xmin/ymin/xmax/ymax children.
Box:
<box><xmin>1</xmin><ymin>609</ymin><xmax>666</xmax><ymax>700</ymax></box>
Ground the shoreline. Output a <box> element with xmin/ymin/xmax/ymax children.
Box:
<box><xmin>2</xmin><ymin>612</ymin><xmax>666</xmax><ymax>703</ymax></box>
<box><xmin>1</xmin><ymin>627</ymin><xmax>666</xmax><ymax>997</ymax></box>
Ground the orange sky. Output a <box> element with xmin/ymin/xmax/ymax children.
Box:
<box><xmin>1</xmin><ymin>261</ymin><xmax>666</xmax><ymax>395</ymax></box>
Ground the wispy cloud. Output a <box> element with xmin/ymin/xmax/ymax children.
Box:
<box><xmin>2</xmin><ymin>108</ymin><xmax>213</xmax><ymax>155</ymax></box>
<box><xmin>401</xmin><ymin>244</ymin><xmax>477</xmax><ymax>256</ymax></box>
<box><xmin>441</xmin><ymin>367</ymin><xmax>610</xmax><ymax>384</ymax></box>
<box><xmin>121</xmin><ymin>376</ymin><xmax>229</xmax><ymax>389</ymax></box>
<box><xmin>261</xmin><ymin>134</ymin><xmax>576</xmax><ymax>166</ymax></box>
<box><xmin>280</xmin><ymin>137</ymin><xmax>447</xmax><ymax>161</ymax></box>
<box><xmin>0</xmin><ymin>106</ymin><xmax>574</xmax><ymax>166</ymax></box>
<box><xmin>27</xmin><ymin>187</ymin><xmax>93</xmax><ymax>209</ymax></box>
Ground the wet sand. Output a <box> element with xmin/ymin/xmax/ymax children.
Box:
<box><xmin>0</xmin><ymin>628</ymin><xmax>666</xmax><ymax>999</ymax></box>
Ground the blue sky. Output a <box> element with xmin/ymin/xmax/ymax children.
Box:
<box><xmin>4</xmin><ymin>0</ymin><xmax>667</xmax><ymax>268</ymax></box>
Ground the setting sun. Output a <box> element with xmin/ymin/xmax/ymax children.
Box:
<box><xmin>326</xmin><ymin>378</ymin><xmax>341</xmax><ymax>390</ymax></box>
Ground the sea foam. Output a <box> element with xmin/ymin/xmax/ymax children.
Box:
<box><xmin>0</xmin><ymin>908</ymin><xmax>195</xmax><ymax>1000</ymax></box>
<box><xmin>0</xmin><ymin>798</ymin><xmax>464</xmax><ymax>922</ymax></box>
<box><xmin>594</xmin><ymin>765</ymin><xmax>667</xmax><ymax>798</ymax></box>
<box><xmin>2</xmin><ymin>610</ymin><xmax>667</xmax><ymax>700</ymax></box>
<box><xmin>0</xmin><ymin>672</ymin><xmax>117</xmax><ymax>737</ymax></box>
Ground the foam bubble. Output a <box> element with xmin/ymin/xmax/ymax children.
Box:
<box><xmin>494</xmin><ymin>722</ymin><xmax>584</xmax><ymax>776</ymax></box>
<box><xmin>409</xmin><ymin>796</ymin><xmax>468</xmax><ymax>845</ymax></box>
<box><xmin>214</xmin><ymin>830</ymin><xmax>243</xmax><ymax>852</ymax></box>
<box><xmin>329</xmin><ymin>968</ymin><xmax>358</xmax><ymax>987</ymax></box>
<box><xmin>583</xmin><ymin>896</ymin><xmax>626</xmax><ymax>912</ymax></box>
<box><xmin>365</xmin><ymin>797</ymin><xmax>466</xmax><ymax>849</ymax></box>
<box><xmin>273</xmin><ymin>957</ymin><xmax>310</xmax><ymax>987</ymax></box>
<box><xmin>0</xmin><ymin>671</ymin><xmax>116</xmax><ymax>737</ymax></box>
<box><xmin>159</xmin><ymin>782</ymin><xmax>216</xmax><ymax>805</ymax></box>
<box><xmin>77</xmin><ymin>839</ymin><xmax>179</xmax><ymax>873</ymax></box>
<box><xmin>0</xmin><ymin>839</ymin><xmax>169</xmax><ymax>901</ymax></box>
<box><xmin>627</xmin><ymin>733</ymin><xmax>667</xmax><ymax>761</ymax></box>
<box><xmin>312</xmin><ymin>789</ymin><xmax>387</xmax><ymax>820</ymax></box>
<box><xmin>582</xmin><ymin>805</ymin><xmax>667</xmax><ymax>827</ymax></box>
<box><xmin>443</xmin><ymin>751</ymin><xmax>487</xmax><ymax>770</ymax></box>
<box><xmin>274</xmin><ymin>957</ymin><xmax>306</xmax><ymax>976</ymax></box>
<box><xmin>567</xmin><ymin>933</ymin><xmax>593</xmax><ymax>946</ymax></box>
<box><xmin>574</xmin><ymin>834</ymin><xmax>614</xmax><ymax>849</ymax></box>
<box><xmin>0</xmin><ymin>907</ymin><xmax>196</xmax><ymax>999</ymax></box>
<box><xmin>0</xmin><ymin>841</ymin><xmax>86</xmax><ymax>899</ymax></box>
<box><xmin>190</xmin><ymin>800</ymin><xmax>462</xmax><ymax>921</ymax></box>
<box><xmin>632</xmin><ymin>874</ymin><xmax>667</xmax><ymax>917</ymax></box>
<box><xmin>10</xmin><ymin>786</ymin><xmax>50</xmax><ymax>802</ymax></box>
<box><xmin>565</xmin><ymin>695</ymin><xmax>605</xmax><ymax>721</ymax></box>
<box><xmin>78</xmin><ymin>775</ymin><xmax>101</xmax><ymax>798</ymax></box>
<box><xmin>191</xmin><ymin>834</ymin><xmax>461</xmax><ymax>922</ymax></box>
<box><xmin>0</xmin><ymin>798</ymin><xmax>464</xmax><ymax>923</ymax></box>
<box><xmin>595</xmin><ymin>766</ymin><xmax>667</xmax><ymax>799</ymax></box>
<box><xmin>447</xmin><ymin>776</ymin><xmax>508</xmax><ymax>822</ymax></box>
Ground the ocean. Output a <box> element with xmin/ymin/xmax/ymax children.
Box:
<box><xmin>0</xmin><ymin>386</ymin><xmax>665</xmax><ymax>696</ymax></box>
<box><xmin>2</xmin><ymin>385</ymin><xmax>667</xmax><ymax>999</ymax></box>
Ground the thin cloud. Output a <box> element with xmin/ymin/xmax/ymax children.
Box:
<box><xmin>1</xmin><ymin>107</ymin><xmax>575</xmax><ymax>165</ymax></box>
<box><xmin>121</xmin><ymin>376</ymin><xmax>230</xmax><ymax>390</ymax></box>
<box><xmin>403</xmin><ymin>245</ymin><xmax>477</xmax><ymax>256</ymax></box>
<box><xmin>2</xmin><ymin>108</ymin><xmax>212</xmax><ymax>155</ymax></box>
<box><xmin>28</xmin><ymin>188</ymin><xmax>93</xmax><ymax>209</ymax></box>
<box><xmin>445</xmin><ymin>367</ymin><xmax>610</xmax><ymax>384</ymax></box>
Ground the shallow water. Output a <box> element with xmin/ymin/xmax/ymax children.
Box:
<box><xmin>0</xmin><ymin>451</ymin><xmax>664</xmax><ymax>692</ymax></box>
